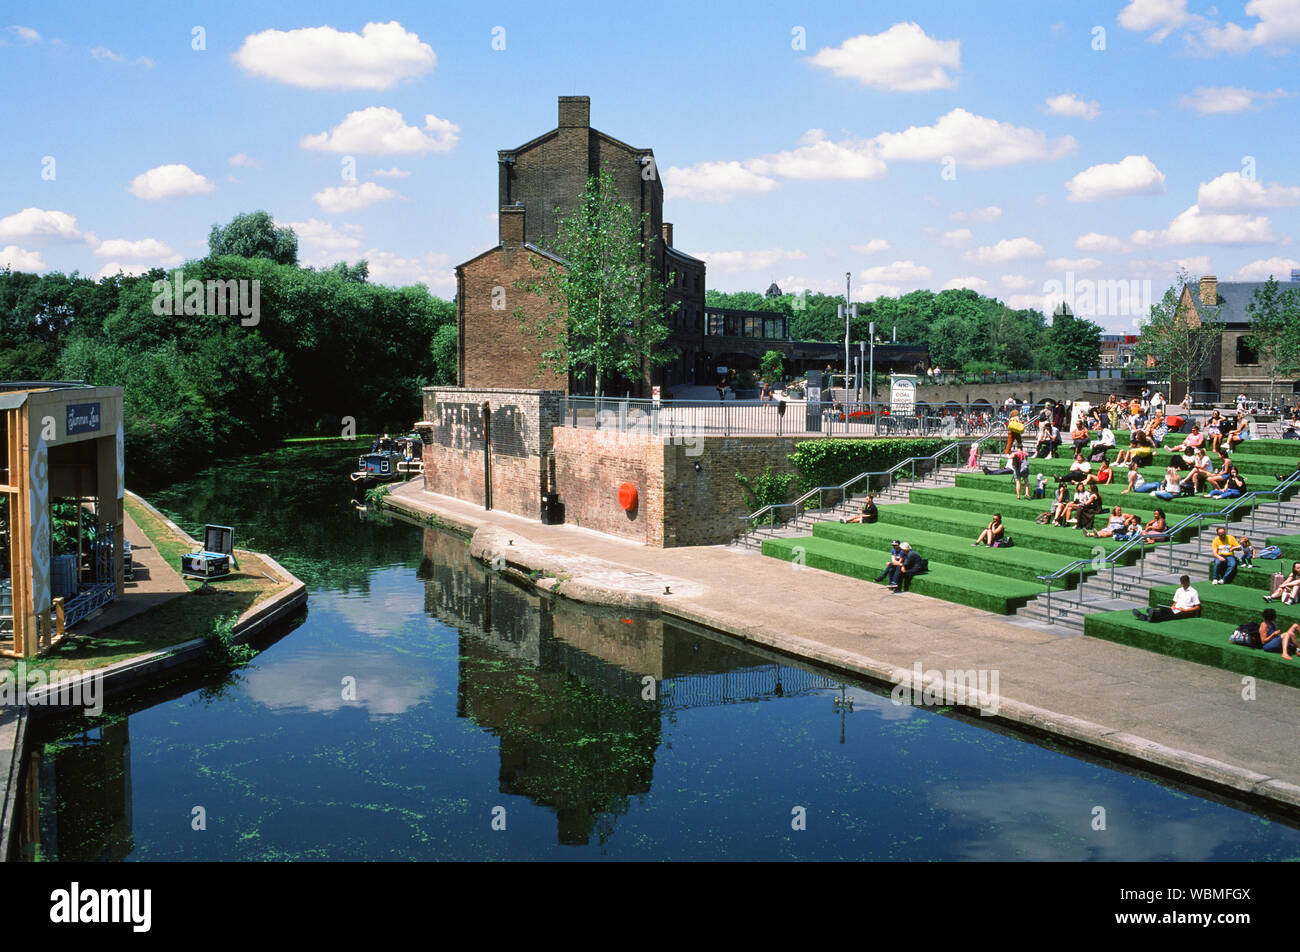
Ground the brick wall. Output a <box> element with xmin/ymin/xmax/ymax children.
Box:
<box><xmin>551</xmin><ymin>427</ymin><xmax>662</xmax><ymax>544</ymax></box>
<box><xmin>458</xmin><ymin>240</ymin><xmax>569</xmax><ymax>392</ymax></box>
<box><xmin>421</xmin><ymin>387</ymin><xmax>563</xmax><ymax>517</ymax></box>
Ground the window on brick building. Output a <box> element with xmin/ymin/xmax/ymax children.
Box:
<box><xmin>1236</xmin><ymin>336</ymin><xmax>1258</xmax><ymax>366</ymax></box>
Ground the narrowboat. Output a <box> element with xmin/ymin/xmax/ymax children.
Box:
<box><xmin>350</xmin><ymin>433</ymin><xmax>424</xmax><ymax>484</ymax></box>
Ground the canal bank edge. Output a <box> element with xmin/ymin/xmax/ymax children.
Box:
<box><xmin>0</xmin><ymin>493</ymin><xmax>309</xmax><ymax>862</ymax></box>
<box><xmin>380</xmin><ymin>483</ymin><xmax>1300</xmax><ymax>817</ymax></box>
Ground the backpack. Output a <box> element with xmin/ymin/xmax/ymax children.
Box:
<box><xmin>1229</xmin><ymin>620</ymin><xmax>1263</xmax><ymax>649</ymax></box>
<box><xmin>1036</xmin><ymin>511</ymin><xmax>1052</xmax><ymax>524</ymax></box>
<box><xmin>1259</xmin><ymin>545</ymin><xmax>1283</xmax><ymax>560</ymax></box>
<box><xmin>993</xmin><ymin>537</ymin><xmax>1014</xmax><ymax>548</ymax></box>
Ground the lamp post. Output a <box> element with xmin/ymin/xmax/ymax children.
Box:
<box><xmin>844</xmin><ymin>272</ymin><xmax>851</xmax><ymax>405</ymax></box>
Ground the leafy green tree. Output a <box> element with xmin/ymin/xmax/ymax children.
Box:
<box><xmin>1041</xmin><ymin>303</ymin><xmax>1102</xmax><ymax>372</ymax></box>
<box><xmin>515</xmin><ymin>166</ymin><xmax>676</xmax><ymax>396</ymax></box>
<box><xmin>1134</xmin><ymin>270</ymin><xmax>1224</xmax><ymax>403</ymax></box>
<box><xmin>1243</xmin><ymin>276</ymin><xmax>1300</xmax><ymax>406</ymax></box>
<box><xmin>324</xmin><ymin>260</ymin><xmax>369</xmax><ymax>283</ymax></box>
<box><xmin>430</xmin><ymin>323</ymin><xmax>458</xmax><ymax>385</ymax></box>
<box><xmin>760</xmin><ymin>350</ymin><xmax>785</xmax><ymax>383</ymax></box>
<box><xmin>208</xmin><ymin>211</ymin><xmax>298</xmax><ymax>265</ymax></box>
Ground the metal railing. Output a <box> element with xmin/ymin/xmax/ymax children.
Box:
<box><xmin>1035</xmin><ymin>468</ymin><xmax>1300</xmax><ymax>619</ymax></box>
<box><xmin>737</xmin><ymin>439</ymin><xmax>981</xmax><ymax>545</ymax></box>
<box><xmin>564</xmin><ymin>396</ymin><xmax>1012</xmax><ymax>439</ymax></box>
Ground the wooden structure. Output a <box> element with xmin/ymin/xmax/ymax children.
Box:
<box><xmin>1</xmin><ymin>384</ymin><xmax>125</xmax><ymax>657</ymax></box>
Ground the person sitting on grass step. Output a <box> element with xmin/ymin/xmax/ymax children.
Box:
<box><xmin>886</xmin><ymin>542</ymin><xmax>923</xmax><ymax>592</ymax></box>
<box><xmin>873</xmin><ymin>541</ymin><xmax>903</xmax><ymax>582</ymax></box>
<box><xmin>1141</xmin><ymin>509</ymin><xmax>1170</xmax><ymax>544</ymax></box>
<box><xmin>1235</xmin><ymin>608</ymin><xmax>1300</xmax><ymax>659</ymax></box>
<box><xmin>973</xmin><ymin>513</ymin><xmax>1005</xmax><ymax>547</ymax></box>
<box><xmin>1132</xmin><ymin>575</ymin><xmax>1200</xmax><ymax>623</ymax></box>
<box><xmin>1114</xmin><ymin>427</ymin><xmax>1155</xmax><ymax>465</ymax></box>
<box><xmin>1207</xmin><ymin>464</ymin><xmax>1247</xmax><ymax>499</ymax></box>
<box><xmin>1264</xmin><ymin>562</ymin><xmax>1300</xmax><ymax>604</ymax></box>
<box><xmin>1211</xmin><ymin>525</ymin><xmax>1243</xmax><ymax>584</ymax></box>
<box><xmin>1120</xmin><ymin>462</ymin><xmax>1161</xmax><ymax>494</ymax></box>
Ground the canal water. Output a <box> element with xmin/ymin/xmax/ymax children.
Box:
<box><xmin>13</xmin><ymin>441</ymin><xmax>1300</xmax><ymax>860</ymax></box>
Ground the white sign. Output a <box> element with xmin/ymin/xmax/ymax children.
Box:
<box><xmin>807</xmin><ymin>385</ymin><xmax>822</xmax><ymax>406</ymax></box>
<box><xmin>652</xmin><ymin>386</ymin><xmax>661</xmax><ymax>408</ymax></box>
<box><xmin>890</xmin><ymin>375</ymin><xmax>917</xmax><ymax>415</ymax></box>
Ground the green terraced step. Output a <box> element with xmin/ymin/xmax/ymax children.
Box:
<box><xmin>950</xmin><ymin>474</ymin><xmax>1254</xmax><ymax>524</ymax></box>
<box><xmin>907</xmin><ymin>487</ymin><xmax>1188</xmax><ymax>544</ymax></box>
<box><xmin>761</xmin><ymin>536</ymin><xmax>1045</xmax><ymax>614</ymax></box>
<box><xmin>1149</xmin><ymin>582</ymin><xmax>1300</xmax><ymax>628</ymax></box>
<box><xmin>1210</xmin><ymin>561</ymin><xmax>1289</xmax><ymax>591</ymax></box>
<box><xmin>811</xmin><ymin>520</ymin><xmax>1086</xmax><ymax>587</ymax></box>
<box><xmin>1083</xmin><ymin>610</ymin><xmax>1300</xmax><ymax>688</ymax></box>
<box><xmin>995</xmin><ymin>449</ymin><xmax>1292</xmax><ymax>482</ymax></box>
<box><xmin>873</xmin><ymin>502</ymin><xmax>1142</xmax><ymax>562</ymax></box>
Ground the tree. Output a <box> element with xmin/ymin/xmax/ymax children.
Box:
<box><xmin>1134</xmin><ymin>270</ymin><xmax>1224</xmax><ymax>403</ymax></box>
<box><xmin>429</xmin><ymin>323</ymin><xmax>458</xmax><ymax>385</ymax></box>
<box><xmin>515</xmin><ymin>166</ymin><xmax>676</xmax><ymax>397</ymax></box>
<box><xmin>208</xmin><ymin>211</ymin><xmax>298</xmax><ymax>265</ymax></box>
<box><xmin>1042</xmin><ymin>303</ymin><xmax>1103</xmax><ymax>373</ymax></box>
<box><xmin>1243</xmin><ymin>276</ymin><xmax>1300</xmax><ymax>406</ymax></box>
<box><xmin>325</xmin><ymin>260</ymin><xmax>369</xmax><ymax>283</ymax></box>
<box><xmin>760</xmin><ymin>350</ymin><xmax>785</xmax><ymax>383</ymax></box>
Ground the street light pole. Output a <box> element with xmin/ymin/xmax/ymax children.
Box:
<box><xmin>844</xmin><ymin>271</ymin><xmax>851</xmax><ymax>405</ymax></box>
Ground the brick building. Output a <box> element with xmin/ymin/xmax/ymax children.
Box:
<box><xmin>1172</xmin><ymin>270</ymin><xmax>1300</xmax><ymax>402</ymax></box>
<box><xmin>459</xmin><ymin>96</ymin><xmax>705</xmax><ymax>394</ymax></box>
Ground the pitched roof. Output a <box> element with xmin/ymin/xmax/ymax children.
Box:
<box><xmin>1183</xmin><ymin>278</ymin><xmax>1300</xmax><ymax>325</ymax></box>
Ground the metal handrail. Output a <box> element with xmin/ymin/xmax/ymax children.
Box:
<box><xmin>1036</xmin><ymin>468</ymin><xmax>1300</xmax><ymax>618</ymax></box>
<box><xmin>738</xmin><ymin>438</ymin><xmax>990</xmax><ymax>544</ymax></box>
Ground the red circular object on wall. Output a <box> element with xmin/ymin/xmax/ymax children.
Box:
<box><xmin>618</xmin><ymin>482</ymin><xmax>638</xmax><ymax>511</ymax></box>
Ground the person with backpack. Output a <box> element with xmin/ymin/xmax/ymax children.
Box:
<box><xmin>1230</xmin><ymin>608</ymin><xmax>1300</xmax><ymax>659</ymax></box>
<box><xmin>1132</xmin><ymin>575</ymin><xmax>1200</xmax><ymax>623</ymax></box>
<box><xmin>972</xmin><ymin>513</ymin><xmax>1005</xmax><ymax>547</ymax></box>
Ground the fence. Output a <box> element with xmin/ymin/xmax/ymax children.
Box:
<box><xmin>563</xmin><ymin>396</ymin><xmax>1012</xmax><ymax>440</ymax></box>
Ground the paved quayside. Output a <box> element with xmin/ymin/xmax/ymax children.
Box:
<box><xmin>384</xmin><ymin>477</ymin><xmax>1300</xmax><ymax>813</ymax></box>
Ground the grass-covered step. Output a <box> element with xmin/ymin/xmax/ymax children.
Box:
<box><xmin>1148</xmin><ymin>582</ymin><xmax>1300</xmax><ymax>628</ymax></box>
<box><xmin>761</xmin><ymin>536</ymin><xmax>1045</xmax><ymax>614</ymax></box>
<box><xmin>1210</xmin><ymin>561</ymin><xmax>1288</xmax><ymax>591</ymax></box>
<box><xmin>1211</xmin><ymin>439</ymin><xmax>1300</xmax><ymax>459</ymax></box>
<box><xmin>873</xmin><ymin>502</ymin><xmax>1141</xmax><ymax>562</ymax></box>
<box><xmin>811</xmin><ymin>520</ymin><xmax>1086</xmax><ymax>587</ymax></box>
<box><xmin>1083</xmin><ymin>610</ymin><xmax>1300</xmax><ymax>688</ymax></box>
<box><xmin>950</xmin><ymin>474</ymin><xmax>1254</xmax><ymax>524</ymax></box>
<box><xmin>908</xmin><ymin>486</ymin><xmax>1185</xmax><ymax>542</ymax></box>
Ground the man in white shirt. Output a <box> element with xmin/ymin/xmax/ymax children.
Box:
<box><xmin>1132</xmin><ymin>575</ymin><xmax>1201</xmax><ymax>623</ymax></box>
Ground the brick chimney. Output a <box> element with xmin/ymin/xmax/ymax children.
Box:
<box><xmin>1200</xmin><ymin>274</ymin><xmax>1217</xmax><ymax>306</ymax></box>
<box><xmin>661</xmin><ymin>222</ymin><xmax>673</xmax><ymax>247</ymax></box>
<box><xmin>558</xmin><ymin>96</ymin><xmax>590</xmax><ymax>128</ymax></box>
<box><xmin>500</xmin><ymin>204</ymin><xmax>525</xmax><ymax>246</ymax></box>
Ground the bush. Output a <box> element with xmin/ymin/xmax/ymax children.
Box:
<box><xmin>735</xmin><ymin>465</ymin><xmax>797</xmax><ymax>512</ymax></box>
<box><xmin>788</xmin><ymin>438</ymin><xmax>963</xmax><ymax>494</ymax></box>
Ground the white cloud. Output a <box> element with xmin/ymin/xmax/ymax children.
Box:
<box><xmin>8</xmin><ymin>25</ymin><xmax>40</xmax><ymax>43</ymax></box>
<box><xmin>1201</xmin><ymin>0</ymin><xmax>1300</xmax><ymax>52</ymax></box>
<box><xmin>1179</xmin><ymin>86</ymin><xmax>1291</xmax><ymax>114</ymax></box>
<box><xmin>363</xmin><ymin>248</ymin><xmax>454</xmax><ymax>291</ymax></box>
<box><xmin>0</xmin><ymin>245</ymin><xmax>45</xmax><ymax>270</ymax></box>
<box><xmin>697</xmin><ymin>248</ymin><xmax>807</xmax><ymax>273</ymax></box>
<box><xmin>1197</xmin><ymin>171</ymin><xmax>1300</xmax><ymax>211</ymax></box>
<box><xmin>746</xmin><ymin>129</ymin><xmax>887</xmax><ymax>180</ymax></box>
<box><xmin>951</xmin><ymin>206</ymin><xmax>1001</xmax><ymax>222</ymax></box>
<box><xmin>860</xmin><ymin>260</ymin><xmax>932</xmax><ymax>282</ymax></box>
<box><xmin>1001</xmin><ymin>274</ymin><xmax>1034</xmax><ymax>290</ymax></box>
<box><xmin>0</xmin><ymin>207</ymin><xmax>81</xmax><ymax>242</ymax></box>
<box><xmin>1065</xmin><ymin>155</ymin><xmax>1166</xmax><ymax>202</ymax></box>
<box><xmin>808</xmin><ymin>22</ymin><xmax>960</xmax><ymax>91</ymax></box>
<box><xmin>129</xmin><ymin>164</ymin><xmax>214</xmax><ymax>200</ymax></box>
<box><xmin>1006</xmin><ymin>293</ymin><xmax>1050</xmax><ymax>310</ymax></box>
<box><xmin>1234</xmin><ymin>256</ymin><xmax>1300</xmax><ymax>280</ymax></box>
<box><xmin>233</xmin><ymin>21</ymin><xmax>435</xmax><ymax>90</ymax></box>
<box><xmin>1127</xmin><ymin>255</ymin><xmax>1213</xmax><ymax>279</ymax></box>
<box><xmin>94</xmin><ymin>261</ymin><xmax>154</xmax><ymax>280</ymax></box>
<box><xmin>852</xmin><ymin>239</ymin><xmax>891</xmax><ymax>254</ymax></box>
<box><xmin>92</xmin><ymin>237</ymin><xmax>176</xmax><ymax>259</ymax></box>
<box><xmin>313</xmin><ymin>182</ymin><xmax>401</xmax><ymax>213</ymax></box>
<box><xmin>1117</xmin><ymin>0</ymin><xmax>1190</xmax><ymax>41</ymax></box>
<box><xmin>371</xmin><ymin>166</ymin><xmax>411</xmax><ymax>178</ymax></box>
<box><xmin>941</xmin><ymin>276</ymin><xmax>989</xmax><ymax>291</ymax></box>
<box><xmin>967</xmin><ymin>237</ymin><xmax>1046</xmax><ymax>263</ymax></box>
<box><xmin>1046</xmin><ymin>256</ymin><xmax>1103</xmax><ymax>271</ymax></box>
<box><xmin>873</xmin><ymin>108</ymin><xmax>1077</xmax><ymax>169</ymax></box>
<box><xmin>857</xmin><ymin>282</ymin><xmax>905</xmax><ymax>301</ymax></box>
<box><xmin>301</xmin><ymin>107</ymin><xmax>459</xmax><ymax>154</ymax></box>
<box><xmin>90</xmin><ymin>45</ymin><xmax>152</xmax><ymax>67</ymax></box>
<box><xmin>1075</xmin><ymin>232</ymin><xmax>1132</xmax><ymax>253</ymax></box>
<box><xmin>288</xmin><ymin>219</ymin><xmax>365</xmax><ymax>265</ymax></box>
<box><xmin>1045</xmin><ymin>93</ymin><xmax>1101</xmax><ymax>119</ymax></box>
<box><xmin>941</xmin><ymin>228</ymin><xmax>973</xmax><ymax>248</ymax></box>
<box><xmin>228</xmin><ymin>152</ymin><xmax>259</xmax><ymax>168</ymax></box>
<box><xmin>1131</xmin><ymin>205</ymin><xmax>1276</xmax><ymax>245</ymax></box>
<box><xmin>663</xmin><ymin>160</ymin><xmax>778</xmax><ymax>202</ymax></box>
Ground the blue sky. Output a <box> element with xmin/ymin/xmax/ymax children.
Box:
<box><xmin>2</xmin><ymin>0</ymin><xmax>1298</xmax><ymax>332</ymax></box>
